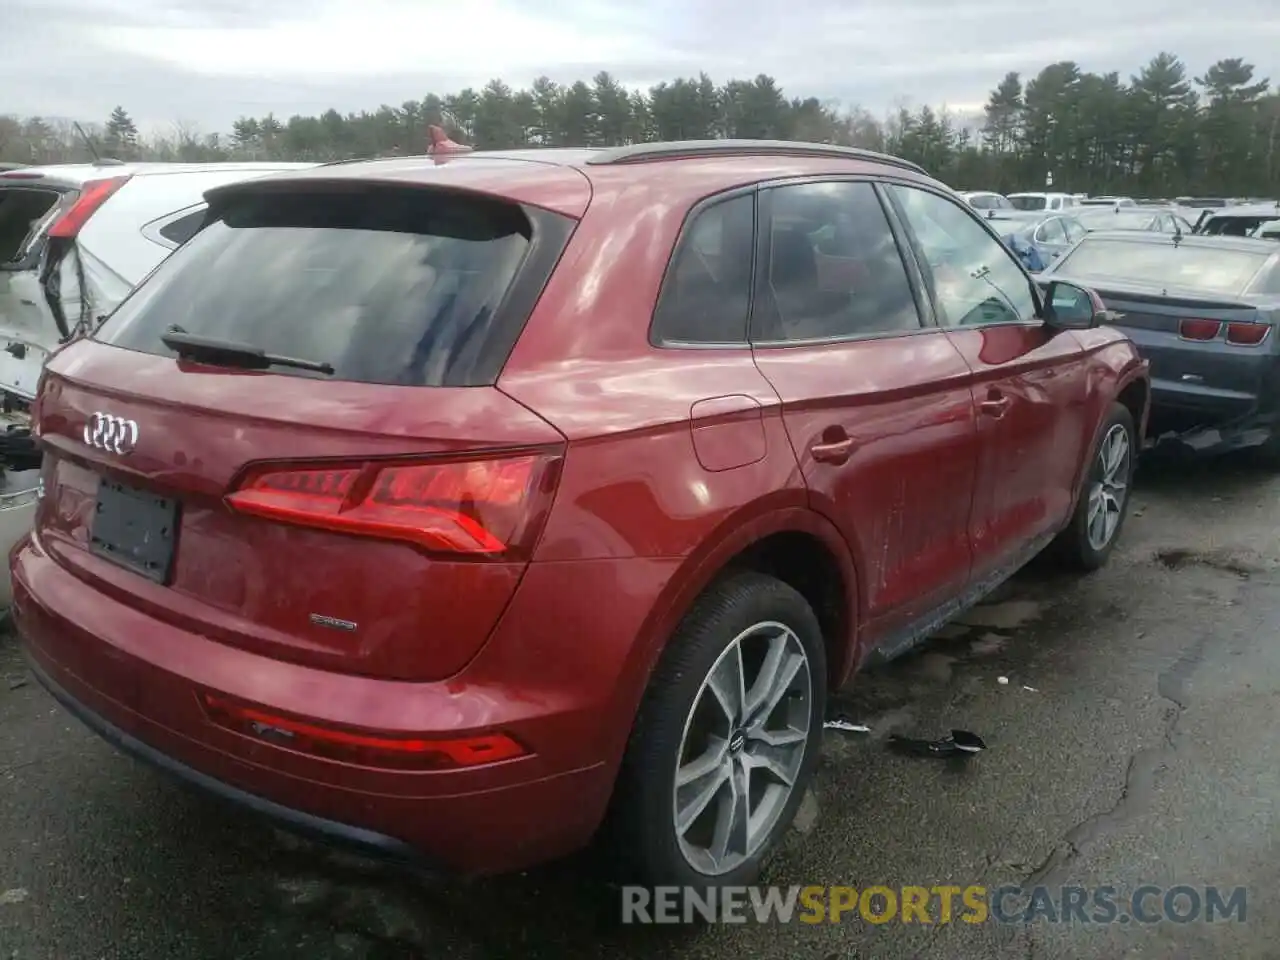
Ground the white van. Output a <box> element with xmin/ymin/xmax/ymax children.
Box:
<box><xmin>1008</xmin><ymin>191</ymin><xmax>1081</xmax><ymax>212</ymax></box>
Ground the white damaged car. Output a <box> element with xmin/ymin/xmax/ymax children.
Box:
<box><xmin>0</xmin><ymin>160</ymin><xmax>312</xmax><ymax>605</ymax></box>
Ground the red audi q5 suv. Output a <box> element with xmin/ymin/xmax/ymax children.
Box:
<box><xmin>12</xmin><ymin>139</ymin><xmax>1149</xmax><ymax>889</ymax></box>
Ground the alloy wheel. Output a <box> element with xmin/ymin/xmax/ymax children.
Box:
<box><xmin>671</xmin><ymin>620</ymin><xmax>813</xmax><ymax>876</ymax></box>
<box><xmin>1087</xmin><ymin>423</ymin><xmax>1130</xmax><ymax>551</ymax></box>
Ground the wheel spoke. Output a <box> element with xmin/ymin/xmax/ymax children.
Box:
<box><xmin>743</xmin><ymin>630</ymin><xmax>788</xmax><ymax>721</ymax></box>
<box><xmin>744</xmin><ymin>740</ymin><xmax>800</xmax><ymax>786</ymax></box>
<box><xmin>1088</xmin><ymin>494</ymin><xmax>1109</xmax><ymax>546</ymax></box>
<box><xmin>747</xmin><ymin>725</ymin><xmax>806</xmax><ymax>747</ymax></box>
<box><xmin>706</xmin><ymin>643</ymin><xmax>746</xmax><ymax>725</ymax></box>
<box><xmin>675</xmin><ymin>750</ymin><xmax>731</xmax><ymax>835</ymax></box>
<box><xmin>709</xmin><ymin>763</ymin><xmax>750</xmax><ymax>867</ymax></box>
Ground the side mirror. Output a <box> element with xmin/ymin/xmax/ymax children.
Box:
<box><xmin>1043</xmin><ymin>280</ymin><xmax>1106</xmax><ymax>330</ymax></box>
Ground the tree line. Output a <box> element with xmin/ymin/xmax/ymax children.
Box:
<box><xmin>1</xmin><ymin>53</ymin><xmax>1277</xmax><ymax>197</ymax></box>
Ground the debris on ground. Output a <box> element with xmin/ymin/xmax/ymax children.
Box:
<box><xmin>824</xmin><ymin>716</ymin><xmax>871</xmax><ymax>734</ymax></box>
<box><xmin>887</xmin><ymin>729</ymin><xmax>987</xmax><ymax>759</ymax></box>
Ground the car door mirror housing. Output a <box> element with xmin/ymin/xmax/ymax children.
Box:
<box><xmin>1043</xmin><ymin>280</ymin><xmax>1105</xmax><ymax>330</ymax></box>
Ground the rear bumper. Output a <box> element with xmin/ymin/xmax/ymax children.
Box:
<box><xmin>25</xmin><ymin>651</ymin><xmax>430</xmax><ymax>869</ymax></box>
<box><xmin>11</xmin><ymin>534</ymin><xmax>676</xmax><ymax>875</ymax></box>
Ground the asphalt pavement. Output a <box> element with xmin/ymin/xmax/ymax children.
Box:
<box><xmin>4</xmin><ymin>452</ymin><xmax>1280</xmax><ymax>959</ymax></box>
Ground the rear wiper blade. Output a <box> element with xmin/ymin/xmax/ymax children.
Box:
<box><xmin>161</xmin><ymin>326</ymin><xmax>334</xmax><ymax>374</ymax></box>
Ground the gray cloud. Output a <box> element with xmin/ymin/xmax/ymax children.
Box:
<box><xmin>2</xmin><ymin>0</ymin><xmax>1276</xmax><ymax>133</ymax></box>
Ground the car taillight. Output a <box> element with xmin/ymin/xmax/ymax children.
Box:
<box><xmin>1226</xmin><ymin>322</ymin><xmax>1271</xmax><ymax>346</ymax></box>
<box><xmin>225</xmin><ymin>452</ymin><xmax>560</xmax><ymax>557</ymax></box>
<box><xmin>200</xmin><ymin>693</ymin><xmax>527</xmax><ymax>770</ymax></box>
<box><xmin>46</xmin><ymin>175</ymin><xmax>131</xmax><ymax>238</ymax></box>
<box><xmin>1179</xmin><ymin>318</ymin><xmax>1221</xmax><ymax>341</ymax></box>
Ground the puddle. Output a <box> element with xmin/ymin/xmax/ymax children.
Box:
<box><xmin>968</xmin><ymin>633</ymin><xmax>1008</xmax><ymax>656</ymax></box>
<box><xmin>1153</xmin><ymin>547</ymin><xmax>1262</xmax><ymax>578</ymax></box>
<box><xmin>955</xmin><ymin>599</ymin><xmax>1043</xmax><ymax>630</ymax></box>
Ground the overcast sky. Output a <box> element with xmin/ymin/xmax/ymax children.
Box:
<box><xmin>2</xmin><ymin>0</ymin><xmax>1276</xmax><ymax>134</ymax></box>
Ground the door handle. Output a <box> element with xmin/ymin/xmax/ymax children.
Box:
<box><xmin>810</xmin><ymin>437</ymin><xmax>856</xmax><ymax>464</ymax></box>
<box><xmin>979</xmin><ymin>395</ymin><xmax>1012</xmax><ymax>418</ymax></box>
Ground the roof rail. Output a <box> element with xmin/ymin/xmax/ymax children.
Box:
<box><xmin>584</xmin><ymin>139</ymin><xmax>926</xmax><ymax>174</ymax></box>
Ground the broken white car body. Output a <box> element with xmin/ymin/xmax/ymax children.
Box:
<box><xmin>0</xmin><ymin>160</ymin><xmax>313</xmax><ymax>605</ymax></box>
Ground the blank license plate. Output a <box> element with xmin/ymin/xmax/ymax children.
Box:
<box><xmin>89</xmin><ymin>479</ymin><xmax>179</xmax><ymax>584</ymax></box>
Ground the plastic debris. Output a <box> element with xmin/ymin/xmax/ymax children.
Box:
<box><xmin>824</xmin><ymin>716</ymin><xmax>871</xmax><ymax>734</ymax></box>
<box><xmin>997</xmin><ymin>676</ymin><xmax>1010</xmax><ymax>685</ymax></box>
<box><xmin>1022</xmin><ymin>685</ymin><xmax>1039</xmax><ymax>692</ymax></box>
<box><xmin>888</xmin><ymin>729</ymin><xmax>987</xmax><ymax>759</ymax></box>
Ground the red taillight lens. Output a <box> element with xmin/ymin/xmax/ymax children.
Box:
<box><xmin>225</xmin><ymin>453</ymin><xmax>557</xmax><ymax>556</ymax></box>
<box><xmin>1179</xmin><ymin>318</ymin><xmax>1221</xmax><ymax>341</ymax></box>
<box><xmin>46</xmin><ymin>175</ymin><xmax>130</xmax><ymax>238</ymax></box>
<box><xmin>1226</xmin><ymin>322</ymin><xmax>1271</xmax><ymax>346</ymax></box>
<box><xmin>200</xmin><ymin>693</ymin><xmax>527</xmax><ymax>770</ymax></box>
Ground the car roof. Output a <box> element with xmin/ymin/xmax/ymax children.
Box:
<box><xmin>203</xmin><ymin>142</ymin><xmax>938</xmax><ymax>219</ymax></box>
<box><xmin>0</xmin><ymin>160</ymin><xmax>313</xmax><ymax>189</ymax></box>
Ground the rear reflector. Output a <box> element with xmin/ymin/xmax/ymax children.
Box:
<box><xmin>1226</xmin><ymin>322</ymin><xmax>1270</xmax><ymax>346</ymax></box>
<box><xmin>225</xmin><ymin>452</ymin><xmax>559</xmax><ymax>557</ymax></box>
<box><xmin>46</xmin><ymin>175</ymin><xmax>131</xmax><ymax>238</ymax></box>
<box><xmin>201</xmin><ymin>693</ymin><xmax>527</xmax><ymax>770</ymax></box>
<box><xmin>1178</xmin><ymin>318</ymin><xmax>1221</xmax><ymax>341</ymax></box>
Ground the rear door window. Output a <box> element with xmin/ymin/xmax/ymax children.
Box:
<box><xmin>752</xmin><ymin>181</ymin><xmax>922</xmax><ymax>343</ymax></box>
<box><xmin>96</xmin><ymin>186</ymin><xmax>567</xmax><ymax>387</ymax></box>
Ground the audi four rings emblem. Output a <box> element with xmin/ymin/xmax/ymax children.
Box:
<box><xmin>83</xmin><ymin>412</ymin><xmax>139</xmax><ymax>455</ymax></box>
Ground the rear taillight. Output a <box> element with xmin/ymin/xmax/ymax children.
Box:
<box><xmin>46</xmin><ymin>175</ymin><xmax>130</xmax><ymax>238</ymax></box>
<box><xmin>200</xmin><ymin>693</ymin><xmax>527</xmax><ymax>770</ymax></box>
<box><xmin>1178</xmin><ymin>318</ymin><xmax>1221</xmax><ymax>341</ymax></box>
<box><xmin>1226</xmin><ymin>322</ymin><xmax>1271</xmax><ymax>346</ymax></box>
<box><xmin>225</xmin><ymin>452</ymin><xmax>560</xmax><ymax>557</ymax></box>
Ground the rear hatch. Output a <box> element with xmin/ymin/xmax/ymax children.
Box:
<box><xmin>33</xmin><ymin>176</ymin><xmax>582</xmax><ymax>681</ymax></box>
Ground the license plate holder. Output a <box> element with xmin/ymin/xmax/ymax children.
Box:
<box><xmin>89</xmin><ymin>479</ymin><xmax>179</xmax><ymax>584</ymax></box>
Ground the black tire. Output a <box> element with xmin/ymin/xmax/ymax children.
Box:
<box><xmin>1051</xmin><ymin>401</ymin><xmax>1137</xmax><ymax>571</ymax></box>
<box><xmin>608</xmin><ymin>570</ymin><xmax>827</xmax><ymax>892</ymax></box>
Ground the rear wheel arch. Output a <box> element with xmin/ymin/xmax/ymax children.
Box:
<box><xmin>1116</xmin><ymin>375</ymin><xmax>1149</xmax><ymax>439</ymax></box>
<box><xmin>606</xmin><ymin>505</ymin><xmax>861</xmax><ymax>759</ymax></box>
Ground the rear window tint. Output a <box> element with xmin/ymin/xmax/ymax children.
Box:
<box><xmin>97</xmin><ymin>187</ymin><xmax>546</xmax><ymax>387</ymax></box>
<box><xmin>1057</xmin><ymin>238</ymin><xmax>1271</xmax><ymax>295</ymax></box>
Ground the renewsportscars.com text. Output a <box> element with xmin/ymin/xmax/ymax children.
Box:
<box><xmin>621</xmin><ymin>884</ymin><xmax>1247</xmax><ymax>925</ymax></box>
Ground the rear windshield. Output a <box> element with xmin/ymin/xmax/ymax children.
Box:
<box><xmin>1077</xmin><ymin>210</ymin><xmax>1155</xmax><ymax>231</ymax></box>
<box><xmin>1057</xmin><ymin>238</ymin><xmax>1272</xmax><ymax>295</ymax></box>
<box><xmin>1009</xmin><ymin>195</ymin><xmax>1047</xmax><ymax>211</ymax></box>
<box><xmin>96</xmin><ymin>186</ymin><xmax>540</xmax><ymax>387</ymax></box>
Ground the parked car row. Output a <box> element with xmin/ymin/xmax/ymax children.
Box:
<box><xmin>0</xmin><ymin>159</ymin><xmax>312</xmax><ymax>601</ymax></box>
<box><xmin>10</xmin><ymin>138</ymin><xmax>1153</xmax><ymax>891</ymax></box>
